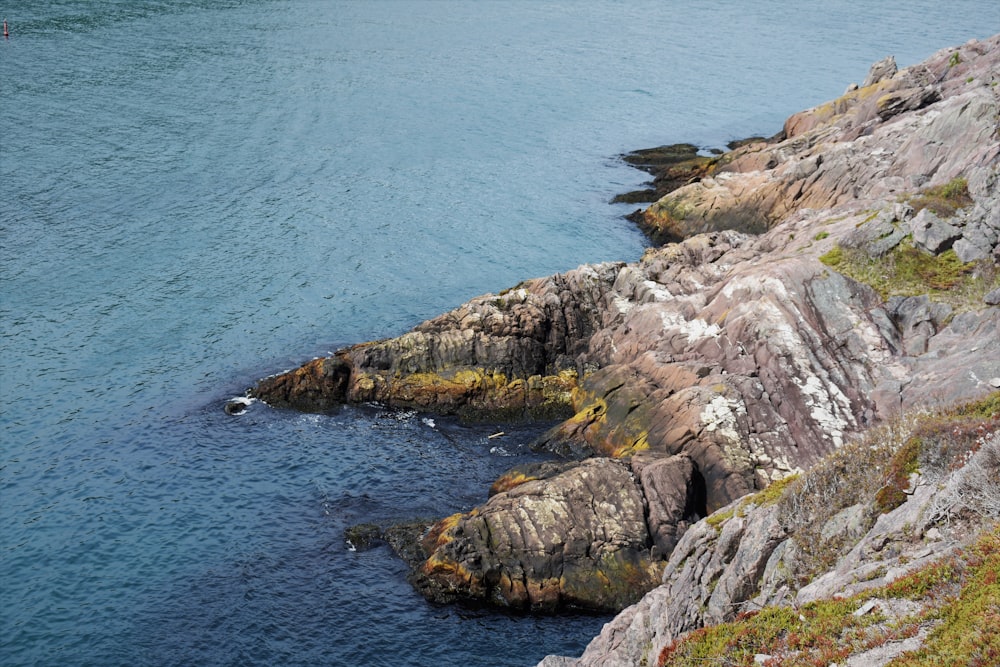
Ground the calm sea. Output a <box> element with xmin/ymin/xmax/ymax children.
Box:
<box><xmin>1</xmin><ymin>2</ymin><xmax>996</xmax><ymax>665</ymax></box>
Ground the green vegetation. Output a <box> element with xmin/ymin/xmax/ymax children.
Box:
<box><xmin>705</xmin><ymin>473</ymin><xmax>801</xmax><ymax>529</ymax></box>
<box><xmin>702</xmin><ymin>393</ymin><xmax>999</xmax><ymax>570</ymax></box>
<box><xmin>949</xmin><ymin>51</ymin><xmax>962</xmax><ymax>67</ymax></box>
<box><xmin>906</xmin><ymin>177</ymin><xmax>973</xmax><ymax>218</ymax></box>
<box><xmin>819</xmin><ymin>239</ymin><xmax>997</xmax><ymax>311</ymax></box>
<box><xmin>813</xmin><ymin>230</ymin><xmax>830</xmax><ymax>241</ymax></box>
<box><xmin>666</xmin><ymin>394</ymin><xmax>999</xmax><ymax>664</ymax></box>
<box><xmin>655</xmin><ymin>527</ymin><xmax>1000</xmax><ymax>666</ymax></box>
<box><xmin>874</xmin><ymin>435</ymin><xmax>922</xmax><ymax>515</ymax></box>
<box><xmin>657</xmin><ymin>598</ymin><xmax>887</xmax><ymax>666</ymax></box>
<box><xmin>889</xmin><ymin>528</ymin><xmax>1000</xmax><ymax>666</ymax></box>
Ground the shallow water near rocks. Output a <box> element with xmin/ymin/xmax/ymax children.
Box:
<box><xmin>2</xmin><ymin>2</ymin><xmax>996</xmax><ymax>665</ymax></box>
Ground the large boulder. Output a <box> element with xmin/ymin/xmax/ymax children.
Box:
<box><xmin>404</xmin><ymin>457</ymin><xmax>662</xmax><ymax>612</ymax></box>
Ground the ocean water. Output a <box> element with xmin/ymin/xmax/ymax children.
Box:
<box><xmin>1</xmin><ymin>2</ymin><xmax>996</xmax><ymax>665</ymax></box>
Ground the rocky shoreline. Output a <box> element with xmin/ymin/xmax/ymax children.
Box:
<box><xmin>246</xmin><ymin>34</ymin><xmax>999</xmax><ymax>661</ymax></box>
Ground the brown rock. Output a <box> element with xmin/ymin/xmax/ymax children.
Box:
<box><xmin>405</xmin><ymin>458</ymin><xmax>662</xmax><ymax>612</ymax></box>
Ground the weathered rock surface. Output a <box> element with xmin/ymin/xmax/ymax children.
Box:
<box><xmin>406</xmin><ymin>457</ymin><xmax>663</xmax><ymax>612</ymax></box>
<box><xmin>637</xmin><ymin>35</ymin><xmax>1000</xmax><ymax>247</ymax></box>
<box><xmin>542</xmin><ymin>411</ymin><xmax>999</xmax><ymax>666</ymax></box>
<box><xmin>252</xmin><ymin>264</ymin><xmax>621</xmax><ymax>420</ymax></box>
<box><xmin>250</xmin><ymin>36</ymin><xmax>1000</xmax><ymax>615</ymax></box>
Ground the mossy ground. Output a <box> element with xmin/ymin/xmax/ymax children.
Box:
<box><xmin>905</xmin><ymin>177</ymin><xmax>973</xmax><ymax>218</ymax></box>
<box><xmin>818</xmin><ymin>176</ymin><xmax>996</xmax><ymax>310</ymax></box>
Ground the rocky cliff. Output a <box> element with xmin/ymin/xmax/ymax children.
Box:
<box><xmin>248</xmin><ymin>35</ymin><xmax>1000</xmax><ymax>619</ymax></box>
<box><xmin>539</xmin><ymin>393</ymin><xmax>999</xmax><ymax>666</ymax></box>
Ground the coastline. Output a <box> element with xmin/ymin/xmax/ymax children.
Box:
<box><xmin>247</xmin><ymin>32</ymin><xmax>1000</xmax><ymax>662</ymax></box>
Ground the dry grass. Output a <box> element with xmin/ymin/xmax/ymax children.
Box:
<box><xmin>656</xmin><ymin>526</ymin><xmax>1000</xmax><ymax>667</ymax></box>
<box><xmin>775</xmin><ymin>392</ymin><xmax>1000</xmax><ymax>583</ymax></box>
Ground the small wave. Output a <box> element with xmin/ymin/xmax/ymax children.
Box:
<box><xmin>223</xmin><ymin>396</ymin><xmax>256</xmax><ymax>415</ymax></box>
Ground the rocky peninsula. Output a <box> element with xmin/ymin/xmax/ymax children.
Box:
<box><xmin>249</xmin><ymin>35</ymin><xmax>999</xmax><ymax>663</ymax></box>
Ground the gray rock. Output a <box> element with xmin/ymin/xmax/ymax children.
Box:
<box><xmin>862</xmin><ymin>55</ymin><xmax>897</xmax><ymax>88</ymax></box>
<box><xmin>820</xmin><ymin>503</ymin><xmax>868</xmax><ymax>542</ymax></box>
<box><xmin>887</xmin><ymin>295</ymin><xmax>952</xmax><ymax>357</ymax></box>
<box><xmin>842</xmin><ymin>213</ymin><xmax>905</xmax><ymax>257</ymax></box>
<box><xmin>403</xmin><ymin>457</ymin><xmax>662</xmax><ymax>612</ymax></box>
<box><xmin>344</xmin><ymin>523</ymin><xmax>383</xmax><ymax>551</ymax></box>
<box><xmin>871</xmin><ymin>379</ymin><xmax>903</xmax><ymax>419</ymax></box>
<box><xmin>537</xmin><ymin>658</ymin><xmax>576</xmax><ymax>667</ymax></box>
<box><xmin>910</xmin><ymin>208</ymin><xmax>962</xmax><ymax>254</ymax></box>
<box><xmin>953</xmin><ymin>213</ymin><xmax>998</xmax><ymax>261</ymax></box>
<box><xmin>875</xmin><ymin>85</ymin><xmax>941</xmax><ymax>120</ymax></box>
<box><xmin>892</xmin><ymin>201</ymin><xmax>915</xmax><ymax>222</ymax></box>
<box><xmin>953</xmin><ymin>237</ymin><xmax>990</xmax><ymax>262</ymax></box>
<box><xmin>631</xmin><ymin>452</ymin><xmax>700</xmax><ymax>557</ymax></box>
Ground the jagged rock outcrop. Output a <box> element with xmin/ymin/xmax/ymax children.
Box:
<box><xmin>410</xmin><ymin>457</ymin><xmax>662</xmax><ymax>613</ymax></box>
<box><xmin>637</xmin><ymin>35</ymin><xmax>1000</xmax><ymax>246</ymax></box>
<box><xmin>253</xmin><ymin>263</ymin><xmax>622</xmax><ymax>419</ymax></box>
<box><xmin>540</xmin><ymin>398</ymin><xmax>999</xmax><ymax>666</ymax></box>
<box><xmin>250</xmin><ymin>36</ymin><xmax>1000</xmax><ymax>614</ymax></box>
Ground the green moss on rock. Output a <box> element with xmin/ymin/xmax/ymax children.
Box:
<box><xmin>820</xmin><ymin>239</ymin><xmax>997</xmax><ymax>311</ymax></box>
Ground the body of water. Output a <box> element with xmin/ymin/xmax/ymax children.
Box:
<box><xmin>2</xmin><ymin>2</ymin><xmax>996</xmax><ymax>665</ymax></box>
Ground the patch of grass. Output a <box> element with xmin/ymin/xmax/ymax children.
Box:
<box><xmin>704</xmin><ymin>474</ymin><xmax>801</xmax><ymax>529</ymax></box>
<box><xmin>949</xmin><ymin>51</ymin><xmax>962</xmax><ymax>67</ymax></box>
<box><xmin>748</xmin><ymin>473</ymin><xmax>802</xmax><ymax>508</ymax></box>
<box><xmin>907</xmin><ymin>177</ymin><xmax>973</xmax><ymax>218</ymax></box>
<box><xmin>882</xmin><ymin>553</ymin><xmax>960</xmax><ymax>602</ymax></box>
<box><xmin>819</xmin><ymin>239</ymin><xmax>997</xmax><ymax>311</ymax></box>
<box><xmin>705</xmin><ymin>506</ymin><xmax>736</xmax><ymax>529</ymax></box>
<box><xmin>656</xmin><ymin>592</ymin><xmax>887</xmax><ymax>666</ymax></box>
<box><xmin>655</xmin><ymin>527</ymin><xmax>1000</xmax><ymax>667</ymax></box>
<box><xmin>887</xmin><ymin>528</ymin><xmax>1000</xmax><ymax>666</ymax></box>
<box><xmin>819</xmin><ymin>244</ymin><xmax>844</xmax><ymax>266</ymax></box>
<box><xmin>814</xmin><ymin>231</ymin><xmax>830</xmax><ymax>241</ymax></box>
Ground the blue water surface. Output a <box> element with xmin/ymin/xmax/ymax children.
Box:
<box><xmin>2</xmin><ymin>2</ymin><xmax>997</xmax><ymax>665</ymax></box>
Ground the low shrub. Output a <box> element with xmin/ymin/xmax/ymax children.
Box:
<box><xmin>776</xmin><ymin>393</ymin><xmax>999</xmax><ymax>583</ymax></box>
<box><xmin>655</xmin><ymin>527</ymin><xmax>1000</xmax><ymax>666</ymax></box>
<box><xmin>887</xmin><ymin>528</ymin><xmax>1000</xmax><ymax>666</ymax></box>
<box><xmin>906</xmin><ymin>176</ymin><xmax>973</xmax><ymax>218</ymax></box>
<box><xmin>819</xmin><ymin>239</ymin><xmax>997</xmax><ymax>311</ymax></box>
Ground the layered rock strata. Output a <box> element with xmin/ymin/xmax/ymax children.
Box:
<box><xmin>540</xmin><ymin>397</ymin><xmax>999</xmax><ymax>666</ymax></box>
<box><xmin>251</xmin><ymin>36</ymin><xmax>1000</xmax><ymax>613</ymax></box>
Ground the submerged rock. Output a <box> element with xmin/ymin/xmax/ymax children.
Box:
<box><xmin>344</xmin><ymin>523</ymin><xmax>383</xmax><ymax>552</ymax></box>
